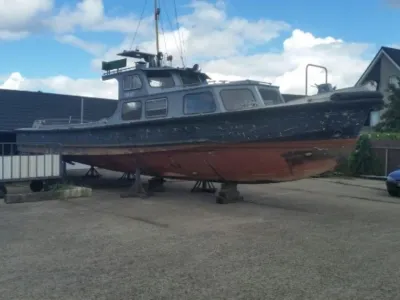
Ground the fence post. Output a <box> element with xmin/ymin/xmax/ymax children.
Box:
<box><xmin>384</xmin><ymin>148</ymin><xmax>388</xmax><ymax>176</ymax></box>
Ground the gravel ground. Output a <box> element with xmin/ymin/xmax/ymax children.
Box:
<box><xmin>1</xmin><ymin>173</ymin><xmax>400</xmax><ymax>300</ymax></box>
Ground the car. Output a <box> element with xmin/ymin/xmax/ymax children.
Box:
<box><xmin>386</xmin><ymin>169</ymin><xmax>400</xmax><ymax>197</ymax></box>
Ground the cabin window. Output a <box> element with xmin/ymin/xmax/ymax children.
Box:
<box><xmin>145</xmin><ymin>98</ymin><xmax>168</xmax><ymax>118</ymax></box>
<box><xmin>183</xmin><ymin>91</ymin><xmax>216</xmax><ymax>115</ymax></box>
<box><xmin>123</xmin><ymin>74</ymin><xmax>142</xmax><ymax>90</ymax></box>
<box><xmin>180</xmin><ymin>72</ymin><xmax>201</xmax><ymax>86</ymax></box>
<box><xmin>146</xmin><ymin>70</ymin><xmax>175</xmax><ymax>88</ymax></box>
<box><xmin>389</xmin><ymin>75</ymin><xmax>400</xmax><ymax>89</ymax></box>
<box><xmin>257</xmin><ymin>88</ymin><xmax>282</xmax><ymax>106</ymax></box>
<box><xmin>220</xmin><ymin>88</ymin><xmax>258</xmax><ymax>111</ymax></box>
<box><xmin>121</xmin><ymin>101</ymin><xmax>142</xmax><ymax>121</ymax></box>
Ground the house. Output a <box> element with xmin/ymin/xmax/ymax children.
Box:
<box><xmin>355</xmin><ymin>46</ymin><xmax>400</xmax><ymax>127</ymax></box>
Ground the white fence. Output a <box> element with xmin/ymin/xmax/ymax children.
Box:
<box><xmin>0</xmin><ymin>143</ymin><xmax>62</xmax><ymax>182</ymax></box>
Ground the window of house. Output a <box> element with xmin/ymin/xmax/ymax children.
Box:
<box><xmin>364</xmin><ymin>110</ymin><xmax>381</xmax><ymax>127</ymax></box>
<box><xmin>123</xmin><ymin>74</ymin><xmax>142</xmax><ymax>90</ymax></box>
<box><xmin>389</xmin><ymin>75</ymin><xmax>400</xmax><ymax>89</ymax></box>
<box><xmin>145</xmin><ymin>98</ymin><xmax>168</xmax><ymax>118</ymax></box>
<box><xmin>146</xmin><ymin>70</ymin><xmax>175</xmax><ymax>88</ymax></box>
<box><xmin>121</xmin><ymin>101</ymin><xmax>142</xmax><ymax>121</ymax></box>
<box><xmin>183</xmin><ymin>91</ymin><xmax>216</xmax><ymax>115</ymax></box>
<box><xmin>257</xmin><ymin>87</ymin><xmax>282</xmax><ymax>106</ymax></box>
<box><xmin>220</xmin><ymin>88</ymin><xmax>258</xmax><ymax>111</ymax></box>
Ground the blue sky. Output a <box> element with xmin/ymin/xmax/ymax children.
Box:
<box><xmin>0</xmin><ymin>0</ymin><xmax>398</xmax><ymax>96</ymax></box>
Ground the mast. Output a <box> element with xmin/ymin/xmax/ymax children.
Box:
<box><xmin>154</xmin><ymin>0</ymin><xmax>161</xmax><ymax>67</ymax></box>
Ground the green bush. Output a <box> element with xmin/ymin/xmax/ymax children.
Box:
<box><xmin>348</xmin><ymin>135</ymin><xmax>380</xmax><ymax>176</ymax></box>
<box><xmin>317</xmin><ymin>132</ymin><xmax>392</xmax><ymax>178</ymax></box>
<box><xmin>365</xmin><ymin>132</ymin><xmax>400</xmax><ymax>140</ymax></box>
<box><xmin>375</xmin><ymin>77</ymin><xmax>400</xmax><ymax>132</ymax></box>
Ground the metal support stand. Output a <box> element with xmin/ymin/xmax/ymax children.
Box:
<box><xmin>83</xmin><ymin>166</ymin><xmax>101</xmax><ymax>178</ymax></box>
<box><xmin>120</xmin><ymin>167</ymin><xmax>150</xmax><ymax>198</ymax></box>
<box><xmin>191</xmin><ymin>181</ymin><xmax>216</xmax><ymax>193</ymax></box>
<box><xmin>147</xmin><ymin>177</ymin><xmax>166</xmax><ymax>192</ymax></box>
<box><xmin>216</xmin><ymin>182</ymin><xmax>243</xmax><ymax>204</ymax></box>
<box><xmin>118</xmin><ymin>172</ymin><xmax>135</xmax><ymax>181</ymax></box>
<box><xmin>0</xmin><ymin>184</ymin><xmax>7</xmax><ymax>199</ymax></box>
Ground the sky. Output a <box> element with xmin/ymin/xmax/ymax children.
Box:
<box><xmin>0</xmin><ymin>0</ymin><xmax>399</xmax><ymax>99</ymax></box>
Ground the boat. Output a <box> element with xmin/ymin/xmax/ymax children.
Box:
<box><xmin>14</xmin><ymin>1</ymin><xmax>384</xmax><ymax>192</ymax></box>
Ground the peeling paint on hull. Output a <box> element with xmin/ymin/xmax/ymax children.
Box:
<box><xmin>22</xmin><ymin>139</ymin><xmax>355</xmax><ymax>183</ymax></box>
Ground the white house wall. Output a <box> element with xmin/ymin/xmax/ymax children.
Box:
<box><xmin>369</xmin><ymin>54</ymin><xmax>400</xmax><ymax>126</ymax></box>
<box><xmin>379</xmin><ymin>54</ymin><xmax>400</xmax><ymax>102</ymax></box>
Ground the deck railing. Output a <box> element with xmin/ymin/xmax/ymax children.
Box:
<box><xmin>32</xmin><ymin>118</ymin><xmax>93</xmax><ymax>127</ymax></box>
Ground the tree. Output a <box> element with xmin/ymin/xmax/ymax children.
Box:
<box><xmin>348</xmin><ymin>135</ymin><xmax>379</xmax><ymax>176</ymax></box>
<box><xmin>375</xmin><ymin>76</ymin><xmax>400</xmax><ymax>132</ymax></box>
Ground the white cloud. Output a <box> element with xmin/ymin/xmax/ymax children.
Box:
<box><xmin>1</xmin><ymin>0</ymin><xmax>377</xmax><ymax>97</ymax></box>
<box><xmin>89</xmin><ymin>0</ymin><xmax>291</xmax><ymax>70</ymax></box>
<box><xmin>202</xmin><ymin>29</ymin><xmax>371</xmax><ymax>94</ymax></box>
<box><xmin>0</xmin><ymin>30</ymin><xmax>29</xmax><ymax>41</ymax></box>
<box><xmin>56</xmin><ymin>34</ymin><xmax>106</xmax><ymax>56</ymax></box>
<box><xmin>0</xmin><ymin>0</ymin><xmax>53</xmax><ymax>30</ymax></box>
<box><xmin>46</xmin><ymin>0</ymin><xmax>152</xmax><ymax>34</ymax></box>
<box><xmin>0</xmin><ymin>0</ymin><xmax>53</xmax><ymax>39</ymax></box>
<box><xmin>132</xmin><ymin>0</ymin><xmax>290</xmax><ymax>62</ymax></box>
<box><xmin>0</xmin><ymin>73</ymin><xmax>117</xmax><ymax>99</ymax></box>
<box><xmin>0</xmin><ymin>72</ymin><xmax>24</xmax><ymax>90</ymax></box>
<box><xmin>0</xmin><ymin>0</ymin><xmax>153</xmax><ymax>39</ymax></box>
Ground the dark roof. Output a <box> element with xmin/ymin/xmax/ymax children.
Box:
<box><xmin>382</xmin><ymin>46</ymin><xmax>400</xmax><ymax>67</ymax></box>
<box><xmin>355</xmin><ymin>46</ymin><xmax>400</xmax><ymax>86</ymax></box>
<box><xmin>0</xmin><ymin>89</ymin><xmax>117</xmax><ymax>131</ymax></box>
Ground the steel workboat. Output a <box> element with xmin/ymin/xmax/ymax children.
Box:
<box><xmin>14</xmin><ymin>1</ymin><xmax>384</xmax><ymax>184</ymax></box>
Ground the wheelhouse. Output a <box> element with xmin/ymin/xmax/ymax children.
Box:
<box><xmin>114</xmin><ymin>81</ymin><xmax>286</xmax><ymax>124</ymax></box>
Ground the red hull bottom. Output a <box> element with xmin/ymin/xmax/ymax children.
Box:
<box><xmin>59</xmin><ymin>139</ymin><xmax>356</xmax><ymax>183</ymax></box>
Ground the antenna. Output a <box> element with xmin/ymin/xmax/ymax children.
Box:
<box><xmin>154</xmin><ymin>0</ymin><xmax>161</xmax><ymax>67</ymax></box>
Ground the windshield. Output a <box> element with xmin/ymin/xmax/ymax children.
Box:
<box><xmin>180</xmin><ymin>72</ymin><xmax>202</xmax><ymax>86</ymax></box>
<box><xmin>146</xmin><ymin>70</ymin><xmax>175</xmax><ymax>88</ymax></box>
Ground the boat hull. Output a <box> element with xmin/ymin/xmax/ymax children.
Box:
<box><xmin>59</xmin><ymin>138</ymin><xmax>354</xmax><ymax>183</ymax></box>
<box><xmin>15</xmin><ymin>91</ymin><xmax>384</xmax><ymax>183</ymax></box>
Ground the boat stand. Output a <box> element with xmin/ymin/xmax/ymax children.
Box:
<box><xmin>118</xmin><ymin>172</ymin><xmax>135</xmax><ymax>181</ymax></box>
<box><xmin>83</xmin><ymin>166</ymin><xmax>101</xmax><ymax>178</ymax></box>
<box><xmin>216</xmin><ymin>182</ymin><xmax>243</xmax><ymax>204</ymax></box>
<box><xmin>0</xmin><ymin>183</ymin><xmax>7</xmax><ymax>199</ymax></box>
<box><xmin>191</xmin><ymin>181</ymin><xmax>216</xmax><ymax>193</ymax></box>
<box><xmin>147</xmin><ymin>177</ymin><xmax>166</xmax><ymax>192</ymax></box>
<box><xmin>120</xmin><ymin>168</ymin><xmax>149</xmax><ymax>198</ymax></box>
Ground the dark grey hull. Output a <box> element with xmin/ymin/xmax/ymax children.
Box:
<box><xmin>15</xmin><ymin>92</ymin><xmax>384</xmax><ymax>148</ymax></box>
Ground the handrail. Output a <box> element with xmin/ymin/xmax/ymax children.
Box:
<box><xmin>207</xmin><ymin>79</ymin><xmax>272</xmax><ymax>85</ymax></box>
<box><xmin>103</xmin><ymin>66</ymin><xmax>138</xmax><ymax>76</ymax></box>
<box><xmin>32</xmin><ymin>118</ymin><xmax>96</xmax><ymax>129</ymax></box>
<box><xmin>305</xmin><ymin>64</ymin><xmax>328</xmax><ymax>96</ymax></box>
